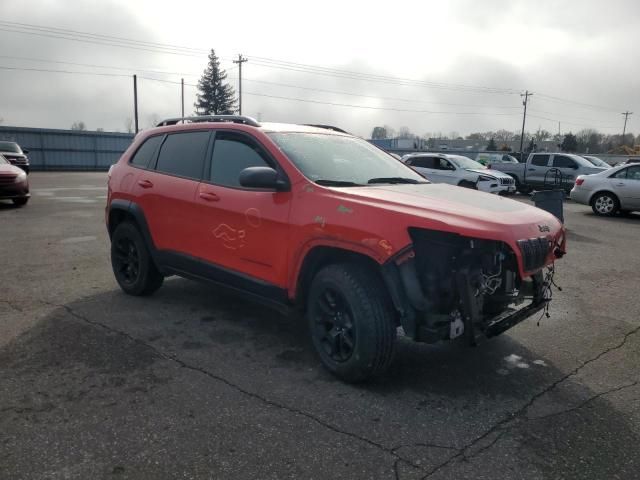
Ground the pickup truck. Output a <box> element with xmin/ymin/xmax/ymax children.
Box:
<box><xmin>490</xmin><ymin>152</ymin><xmax>607</xmax><ymax>194</ymax></box>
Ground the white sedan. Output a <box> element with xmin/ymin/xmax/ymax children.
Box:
<box><xmin>402</xmin><ymin>153</ymin><xmax>516</xmax><ymax>194</ymax></box>
<box><xmin>571</xmin><ymin>164</ymin><xmax>640</xmax><ymax>216</ymax></box>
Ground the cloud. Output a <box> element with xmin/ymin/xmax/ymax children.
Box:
<box><xmin>0</xmin><ymin>0</ymin><xmax>637</xmax><ymax>137</ymax></box>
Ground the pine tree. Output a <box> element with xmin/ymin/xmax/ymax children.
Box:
<box><xmin>194</xmin><ymin>49</ymin><xmax>236</xmax><ymax>115</ymax></box>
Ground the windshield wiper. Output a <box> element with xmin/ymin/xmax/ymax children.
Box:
<box><xmin>315</xmin><ymin>179</ymin><xmax>363</xmax><ymax>187</ymax></box>
<box><xmin>367</xmin><ymin>177</ymin><xmax>425</xmax><ymax>185</ymax></box>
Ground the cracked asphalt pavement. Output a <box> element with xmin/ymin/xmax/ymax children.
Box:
<box><xmin>1</xmin><ymin>172</ymin><xmax>639</xmax><ymax>479</ymax></box>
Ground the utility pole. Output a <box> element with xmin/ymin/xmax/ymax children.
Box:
<box><xmin>233</xmin><ymin>54</ymin><xmax>248</xmax><ymax>115</ymax></box>
<box><xmin>181</xmin><ymin>78</ymin><xmax>185</xmax><ymax>122</ymax></box>
<box><xmin>133</xmin><ymin>74</ymin><xmax>139</xmax><ymax>134</ymax></box>
<box><xmin>519</xmin><ymin>90</ymin><xmax>533</xmax><ymax>157</ymax></box>
<box><xmin>621</xmin><ymin>111</ymin><xmax>633</xmax><ymax>145</ymax></box>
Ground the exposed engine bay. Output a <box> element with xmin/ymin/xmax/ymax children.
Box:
<box><xmin>390</xmin><ymin>228</ymin><xmax>555</xmax><ymax>345</ymax></box>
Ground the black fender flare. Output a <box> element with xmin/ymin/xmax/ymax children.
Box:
<box><xmin>107</xmin><ymin>200</ymin><xmax>160</xmax><ymax>266</ymax></box>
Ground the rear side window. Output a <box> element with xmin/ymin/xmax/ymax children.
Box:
<box><xmin>409</xmin><ymin>157</ymin><xmax>432</xmax><ymax>168</ymax></box>
<box><xmin>130</xmin><ymin>135</ymin><xmax>163</xmax><ymax>168</ymax></box>
<box><xmin>615</xmin><ymin>166</ymin><xmax>640</xmax><ymax>180</ymax></box>
<box><xmin>155</xmin><ymin>131</ymin><xmax>210</xmax><ymax>179</ymax></box>
<box><xmin>531</xmin><ymin>154</ymin><xmax>550</xmax><ymax>167</ymax></box>
<box><xmin>553</xmin><ymin>155</ymin><xmax>577</xmax><ymax>168</ymax></box>
<box><xmin>209</xmin><ymin>132</ymin><xmax>271</xmax><ymax>187</ymax></box>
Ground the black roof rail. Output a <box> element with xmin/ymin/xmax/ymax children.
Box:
<box><xmin>303</xmin><ymin>124</ymin><xmax>350</xmax><ymax>134</ymax></box>
<box><xmin>156</xmin><ymin>115</ymin><xmax>261</xmax><ymax>127</ymax></box>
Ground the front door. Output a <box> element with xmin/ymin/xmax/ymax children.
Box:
<box><xmin>193</xmin><ymin>130</ymin><xmax>292</xmax><ymax>287</ymax></box>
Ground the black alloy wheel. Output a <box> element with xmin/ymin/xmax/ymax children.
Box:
<box><xmin>311</xmin><ymin>288</ymin><xmax>356</xmax><ymax>363</ymax></box>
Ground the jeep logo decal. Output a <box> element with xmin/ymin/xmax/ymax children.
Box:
<box><xmin>538</xmin><ymin>224</ymin><xmax>551</xmax><ymax>233</ymax></box>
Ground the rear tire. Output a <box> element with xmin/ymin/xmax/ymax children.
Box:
<box><xmin>591</xmin><ymin>192</ymin><xmax>619</xmax><ymax>216</ymax></box>
<box><xmin>307</xmin><ymin>263</ymin><xmax>396</xmax><ymax>383</ymax></box>
<box><xmin>12</xmin><ymin>197</ymin><xmax>28</xmax><ymax>206</ymax></box>
<box><xmin>111</xmin><ymin>222</ymin><xmax>164</xmax><ymax>296</ymax></box>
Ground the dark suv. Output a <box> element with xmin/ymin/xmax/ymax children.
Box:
<box><xmin>106</xmin><ymin>116</ymin><xmax>566</xmax><ymax>382</ymax></box>
<box><xmin>0</xmin><ymin>141</ymin><xmax>30</xmax><ymax>174</ymax></box>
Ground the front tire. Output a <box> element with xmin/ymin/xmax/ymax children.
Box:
<box><xmin>307</xmin><ymin>263</ymin><xmax>396</xmax><ymax>383</ymax></box>
<box><xmin>591</xmin><ymin>192</ymin><xmax>619</xmax><ymax>216</ymax></box>
<box><xmin>12</xmin><ymin>197</ymin><xmax>29</xmax><ymax>206</ymax></box>
<box><xmin>458</xmin><ymin>180</ymin><xmax>476</xmax><ymax>189</ymax></box>
<box><xmin>111</xmin><ymin>222</ymin><xmax>164</xmax><ymax>295</ymax></box>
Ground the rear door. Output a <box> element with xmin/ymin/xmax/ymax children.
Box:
<box><xmin>192</xmin><ymin>130</ymin><xmax>292</xmax><ymax>287</ymax></box>
<box><xmin>132</xmin><ymin>130</ymin><xmax>211</xmax><ymax>256</ymax></box>
<box><xmin>551</xmin><ymin>154</ymin><xmax>580</xmax><ymax>190</ymax></box>
<box><xmin>526</xmin><ymin>154</ymin><xmax>551</xmax><ymax>187</ymax></box>
<box><xmin>407</xmin><ymin>156</ymin><xmax>442</xmax><ymax>182</ymax></box>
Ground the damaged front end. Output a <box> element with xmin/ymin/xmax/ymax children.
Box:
<box><xmin>383</xmin><ymin>228</ymin><xmax>560</xmax><ymax>346</ymax></box>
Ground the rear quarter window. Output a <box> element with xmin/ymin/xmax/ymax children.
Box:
<box><xmin>129</xmin><ymin>135</ymin><xmax>163</xmax><ymax>168</ymax></box>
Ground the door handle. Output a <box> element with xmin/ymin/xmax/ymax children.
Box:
<box><xmin>199</xmin><ymin>191</ymin><xmax>220</xmax><ymax>201</ymax></box>
<box><xmin>137</xmin><ymin>179</ymin><xmax>153</xmax><ymax>189</ymax></box>
<box><xmin>615</xmin><ymin>183</ymin><xmax>625</xmax><ymax>187</ymax></box>
<box><xmin>527</xmin><ymin>168</ymin><xmax>536</xmax><ymax>171</ymax></box>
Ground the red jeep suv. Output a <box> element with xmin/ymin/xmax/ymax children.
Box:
<box><xmin>106</xmin><ymin>116</ymin><xmax>566</xmax><ymax>382</ymax></box>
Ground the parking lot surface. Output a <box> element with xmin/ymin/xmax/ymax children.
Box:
<box><xmin>1</xmin><ymin>172</ymin><xmax>639</xmax><ymax>479</ymax></box>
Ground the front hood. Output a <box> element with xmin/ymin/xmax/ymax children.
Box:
<box><xmin>0</xmin><ymin>163</ymin><xmax>23</xmax><ymax>175</ymax></box>
<box><xmin>465</xmin><ymin>168</ymin><xmax>511</xmax><ymax>179</ymax></box>
<box><xmin>335</xmin><ymin>183</ymin><xmax>562</xmax><ymax>241</ymax></box>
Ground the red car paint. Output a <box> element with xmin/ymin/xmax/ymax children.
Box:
<box><xmin>107</xmin><ymin>122</ymin><xmax>565</xmax><ymax>302</ymax></box>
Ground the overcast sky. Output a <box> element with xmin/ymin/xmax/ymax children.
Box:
<box><xmin>0</xmin><ymin>0</ymin><xmax>637</xmax><ymax>138</ymax></box>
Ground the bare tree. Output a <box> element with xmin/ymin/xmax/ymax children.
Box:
<box><xmin>398</xmin><ymin>126</ymin><xmax>413</xmax><ymax>139</ymax></box>
<box><xmin>70</xmin><ymin>121</ymin><xmax>86</xmax><ymax>131</ymax></box>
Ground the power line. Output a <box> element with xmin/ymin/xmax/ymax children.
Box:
<box><xmin>535</xmin><ymin>93</ymin><xmax>623</xmax><ymax>113</ymax></box>
<box><xmin>0</xmin><ymin>54</ymin><xmax>201</xmax><ymax>77</ymax></box>
<box><xmin>0</xmin><ymin>65</ymin><xmax>129</xmax><ymax>77</ymax></box>
<box><xmin>241</xmin><ymin>91</ymin><xmax>522</xmax><ymax>115</ymax></box>
<box><xmin>235</xmin><ymin>77</ymin><xmax>523</xmax><ymax>110</ymax></box>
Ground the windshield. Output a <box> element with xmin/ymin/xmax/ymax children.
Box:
<box><xmin>446</xmin><ymin>155</ymin><xmax>486</xmax><ymax>170</ymax></box>
<box><xmin>584</xmin><ymin>156</ymin><xmax>608</xmax><ymax>167</ymax></box>
<box><xmin>0</xmin><ymin>141</ymin><xmax>21</xmax><ymax>153</ymax></box>
<box><xmin>268</xmin><ymin>133</ymin><xmax>427</xmax><ymax>185</ymax></box>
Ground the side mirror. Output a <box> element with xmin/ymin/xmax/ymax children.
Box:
<box><xmin>239</xmin><ymin>166</ymin><xmax>289</xmax><ymax>191</ymax></box>
<box><xmin>22</xmin><ymin>149</ymin><xmax>29</xmax><ymax>154</ymax></box>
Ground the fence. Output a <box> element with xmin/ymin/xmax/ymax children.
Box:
<box><xmin>0</xmin><ymin>126</ymin><xmax>134</xmax><ymax>171</ymax></box>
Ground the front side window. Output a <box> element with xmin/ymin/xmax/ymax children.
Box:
<box><xmin>409</xmin><ymin>157</ymin><xmax>433</xmax><ymax>169</ymax></box>
<box><xmin>531</xmin><ymin>154</ymin><xmax>550</xmax><ymax>167</ymax></box>
<box><xmin>553</xmin><ymin>155</ymin><xmax>577</xmax><ymax>169</ymax></box>
<box><xmin>130</xmin><ymin>135</ymin><xmax>163</xmax><ymax>168</ymax></box>
<box><xmin>210</xmin><ymin>132</ymin><xmax>271</xmax><ymax>187</ymax></box>
<box><xmin>268</xmin><ymin>133</ymin><xmax>425</xmax><ymax>185</ymax></box>
<box><xmin>155</xmin><ymin>131</ymin><xmax>210</xmax><ymax>179</ymax></box>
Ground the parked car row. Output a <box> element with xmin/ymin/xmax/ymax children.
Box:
<box><xmin>0</xmin><ymin>141</ymin><xmax>30</xmax><ymax>207</ymax></box>
<box><xmin>396</xmin><ymin>149</ymin><xmax>639</xmax><ymax>217</ymax></box>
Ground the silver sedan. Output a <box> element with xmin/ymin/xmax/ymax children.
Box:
<box><xmin>571</xmin><ymin>164</ymin><xmax>640</xmax><ymax>216</ymax></box>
